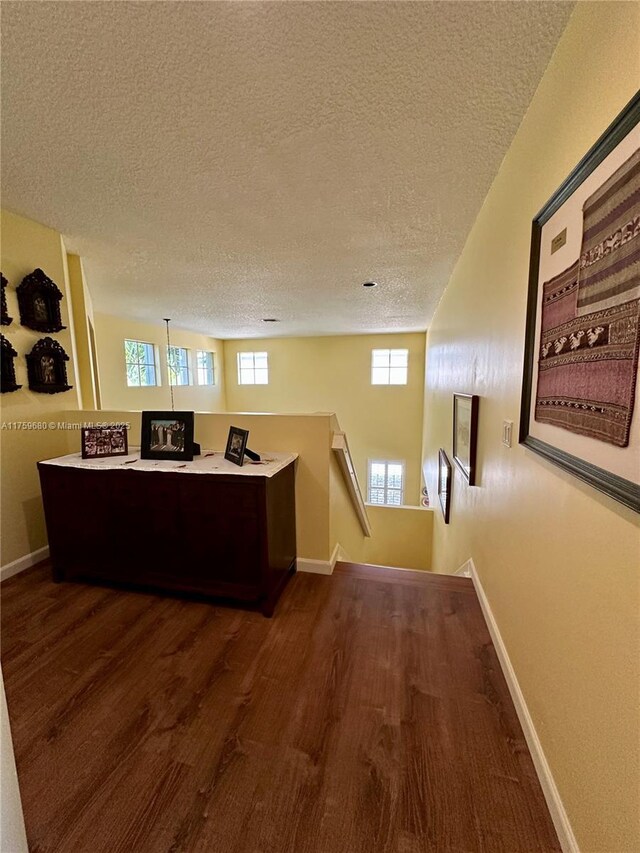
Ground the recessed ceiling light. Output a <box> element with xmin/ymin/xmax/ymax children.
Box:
<box><xmin>262</xmin><ymin>318</ymin><xmax>279</xmax><ymax>322</ymax></box>
<box><xmin>362</xmin><ymin>281</ymin><xmax>378</xmax><ymax>288</ymax></box>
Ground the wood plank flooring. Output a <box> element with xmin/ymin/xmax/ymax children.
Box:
<box><xmin>1</xmin><ymin>560</ymin><xmax>560</xmax><ymax>853</ymax></box>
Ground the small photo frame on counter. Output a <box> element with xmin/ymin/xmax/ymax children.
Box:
<box><xmin>225</xmin><ymin>426</ymin><xmax>249</xmax><ymax>466</ymax></box>
<box><xmin>82</xmin><ymin>426</ymin><xmax>129</xmax><ymax>459</ymax></box>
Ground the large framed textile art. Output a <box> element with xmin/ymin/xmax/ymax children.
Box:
<box><xmin>520</xmin><ymin>92</ymin><xmax>640</xmax><ymax>512</ymax></box>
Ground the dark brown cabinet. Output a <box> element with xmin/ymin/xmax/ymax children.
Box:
<box><xmin>38</xmin><ymin>459</ymin><xmax>297</xmax><ymax>615</ymax></box>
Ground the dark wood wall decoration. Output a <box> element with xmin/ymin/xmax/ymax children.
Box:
<box><xmin>1</xmin><ymin>335</ymin><xmax>21</xmax><ymax>393</ymax></box>
<box><xmin>26</xmin><ymin>337</ymin><xmax>73</xmax><ymax>394</ymax></box>
<box><xmin>17</xmin><ymin>268</ymin><xmax>66</xmax><ymax>333</ymax></box>
<box><xmin>1</xmin><ymin>274</ymin><xmax>12</xmax><ymax>325</ymax></box>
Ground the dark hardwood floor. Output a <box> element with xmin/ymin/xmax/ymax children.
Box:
<box><xmin>1</xmin><ymin>560</ymin><xmax>560</xmax><ymax>853</ymax></box>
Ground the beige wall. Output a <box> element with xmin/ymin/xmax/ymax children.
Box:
<box><xmin>363</xmin><ymin>505</ymin><xmax>432</xmax><ymax>571</ymax></box>
<box><xmin>0</xmin><ymin>210</ymin><xmax>80</xmax><ymax>567</ymax></box>
<box><xmin>422</xmin><ymin>4</ymin><xmax>640</xmax><ymax>851</ymax></box>
<box><xmin>330</xmin><ymin>455</ymin><xmax>433</xmax><ymax>571</ymax></box>
<box><xmin>94</xmin><ymin>313</ymin><xmax>227</xmax><ymax>413</ymax></box>
<box><xmin>224</xmin><ymin>333</ymin><xmax>426</xmax><ymax>506</ymax></box>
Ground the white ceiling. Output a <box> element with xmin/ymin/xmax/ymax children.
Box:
<box><xmin>1</xmin><ymin>1</ymin><xmax>573</xmax><ymax>339</ymax></box>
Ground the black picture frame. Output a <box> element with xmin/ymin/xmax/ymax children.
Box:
<box><xmin>26</xmin><ymin>337</ymin><xmax>73</xmax><ymax>394</ymax></box>
<box><xmin>17</xmin><ymin>268</ymin><xmax>66</xmax><ymax>333</ymax></box>
<box><xmin>1</xmin><ymin>335</ymin><xmax>21</xmax><ymax>393</ymax></box>
<box><xmin>225</xmin><ymin>426</ymin><xmax>249</xmax><ymax>466</ymax></box>
<box><xmin>437</xmin><ymin>448</ymin><xmax>452</xmax><ymax>524</ymax></box>
<box><xmin>81</xmin><ymin>426</ymin><xmax>129</xmax><ymax>460</ymax></box>
<box><xmin>141</xmin><ymin>411</ymin><xmax>194</xmax><ymax>461</ymax></box>
<box><xmin>453</xmin><ymin>393</ymin><xmax>479</xmax><ymax>485</ymax></box>
<box><xmin>519</xmin><ymin>91</ymin><xmax>640</xmax><ymax>513</ymax></box>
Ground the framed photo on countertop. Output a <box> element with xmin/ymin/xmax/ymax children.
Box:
<box><xmin>225</xmin><ymin>426</ymin><xmax>249</xmax><ymax>466</ymax></box>
<box><xmin>141</xmin><ymin>411</ymin><xmax>194</xmax><ymax>461</ymax></box>
<box><xmin>81</xmin><ymin>426</ymin><xmax>128</xmax><ymax>459</ymax></box>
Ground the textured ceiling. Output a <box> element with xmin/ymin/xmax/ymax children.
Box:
<box><xmin>1</xmin><ymin>1</ymin><xmax>573</xmax><ymax>338</ymax></box>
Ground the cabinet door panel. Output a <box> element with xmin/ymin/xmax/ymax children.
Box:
<box><xmin>108</xmin><ymin>473</ymin><xmax>181</xmax><ymax>579</ymax></box>
<box><xmin>40</xmin><ymin>467</ymin><xmax>111</xmax><ymax>577</ymax></box>
<box><xmin>178</xmin><ymin>478</ymin><xmax>263</xmax><ymax>589</ymax></box>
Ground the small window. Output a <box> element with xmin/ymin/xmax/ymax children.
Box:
<box><xmin>196</xmin><ymin>351</ymin><xmax>215</xmax><ymax>386</ymax></box>
<box><xmin>237</xmin><ymin>351</ymin><xmax>268</xmax><ymax>385</ymax></box>
<box><xmin>167</xmin><ymin>346</ymin><xmax>191</xmax><ymax>386</ymax></box>
<box><xmin>124</xmin><ymin>339</ymin><xmax>158</xmax><ymax>387</ymax></box>
<box><xmin>371</xmin><ymin>348</ymin><xmax>408</xmax><ymax>385</ymax></box>
<box><xmin>367</xmin><ymin>460</ymin><xmax>405</xmax><ymax>506</ymax></box>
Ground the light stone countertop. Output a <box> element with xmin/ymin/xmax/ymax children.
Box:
<box><xmin>39</xmin><ymin>449</ymin><xmax>298</xmax><ymax>478</ymax></box>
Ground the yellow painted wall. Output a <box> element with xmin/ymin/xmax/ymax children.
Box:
<box><xmin>0</xmin><ymin>210</ymin><xmax>80</xmax><ymax>567</ymax></box>
<box><xmin>330</xmin><ymin>453</ymin><xmax>433</xmax><ymax>571</ymax></box>
<box><xmin>422</xmin><ymin>4</ymin><xmax>640</xmax><ymax>850</ymax></box>
<box><xmin>363</xmin><ymin>505</ymin><xmax>432</xmax><ymax>571</ymax></box>
<box><xmin>94</xmin><ymin>313</ymin><xmax>227</xmax><ymax>413</ymax></box>
<box><xmin>59</xmin><ymin>409</ymin><xmax>334</xmax><ymax>562</ymax></box>
<box><xmin>224</xmin><ymin>333</ymin><xmax>426</xmax><ymax>506</ymax></box>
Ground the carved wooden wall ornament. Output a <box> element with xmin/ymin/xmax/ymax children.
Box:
<box><xmin>1</xmin><ymin>273</ymin><xmax>12</xmax><ymax>326</ymax></box>
<box><xmin>26</xmin><ymin>337</ymin><xmax>73</xmax><ymax>394</ymax></box>
<box><xmin>1</xmin><ymin>335</ymin><xmax>21</xmax><ymax>393</ymax></box>
<box><xmin>17</xmin><ymin>268</ymin><xmax>66</xmax><ymax>333</ymax></box>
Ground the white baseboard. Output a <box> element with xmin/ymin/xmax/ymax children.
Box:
<box><xmin>1</xmin><ymin>546</ymin><xmax>50</xmax><ymax>582</ymax></box>
<box><xmin>297</xmin><ymin>543</ymin><xmax>340</xmax><ymax>576</ymax></box>
<box><xmin>296</xmin><ymin>558</ymin><xmax>333</xmax><ymax>575</ymax></box>
<box><xmin>466</xmin><ymin>557</ymin><xmax>579</xmax><ymax>853</ymax></box>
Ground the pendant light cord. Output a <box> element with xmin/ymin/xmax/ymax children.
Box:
<box><xmin>164</xmin><ymin>318</ymin><xmax>175</xmax><ymax>412</ymax></box>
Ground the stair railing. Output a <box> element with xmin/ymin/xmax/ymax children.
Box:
<box><xmin>331</xmin><ymin>431</ymin><xmax>372</xmax><ymax>537</ymax></box>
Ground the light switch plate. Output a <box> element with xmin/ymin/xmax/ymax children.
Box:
<box><xmin>502</xmin><ymin>420</ymin><xmax>513</xmax><ymax>448</ymax></box>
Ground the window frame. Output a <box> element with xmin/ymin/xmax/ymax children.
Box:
<box><xmin>371</xmin><ymin>348</ymin><xmax>409</xmax><ymax>385</ymax></box>
<box><xmin>167</xmin><ymin>345</ymin><xmax>192</xmax><ymax>387</ymax></box>
<box><xmin>237</xmin><ymin>351</ymin><xmax>269</xmax><ymax>385</ymax></box>
<box><xmin>367</xmin><ymin>459</ymin><xmax>406</xmax><ymax>506</ymax></box>
<box><xmin>196</xmin><ymin>350</ymin><xmax>216</xmax><ymax>386</ymax></box>
<box><xmin>124</xmin><ymin>339</ymin><xmax>159</xmax><ymax>387</ymax></box>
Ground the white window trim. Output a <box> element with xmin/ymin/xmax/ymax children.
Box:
<box><xmin>167</xmin><ymin>345</ymin><xmax>193</xmax><ymax>387</ymax></box>
<box><xmin>196</xmin><ymin>350</ymin><xmax>216</xmax><ymax>386</ymax></box>
<box><xmin>371</xmin><ymin>348</ymin><xmax>409</xmax><ymax>385</ymax></box>
<box><xmin>366</xmin><ymin>459</ymin><xmax>406</xmax><ymax>506</ymax></box>
<box><xmin>237</xmin><ymin>351</ymin><xmax>269</xmax><ymax>385</ymax></box>
<box><xmin>124</xmin><ymin>339</ymin><xmax>160</xmax><ymax>388</ymax></box>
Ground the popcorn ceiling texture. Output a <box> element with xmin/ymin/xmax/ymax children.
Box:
<box><xmin>1</xmin><ymin>1</ymin><xmax>573</xmax><ymax>338</ymax></box>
